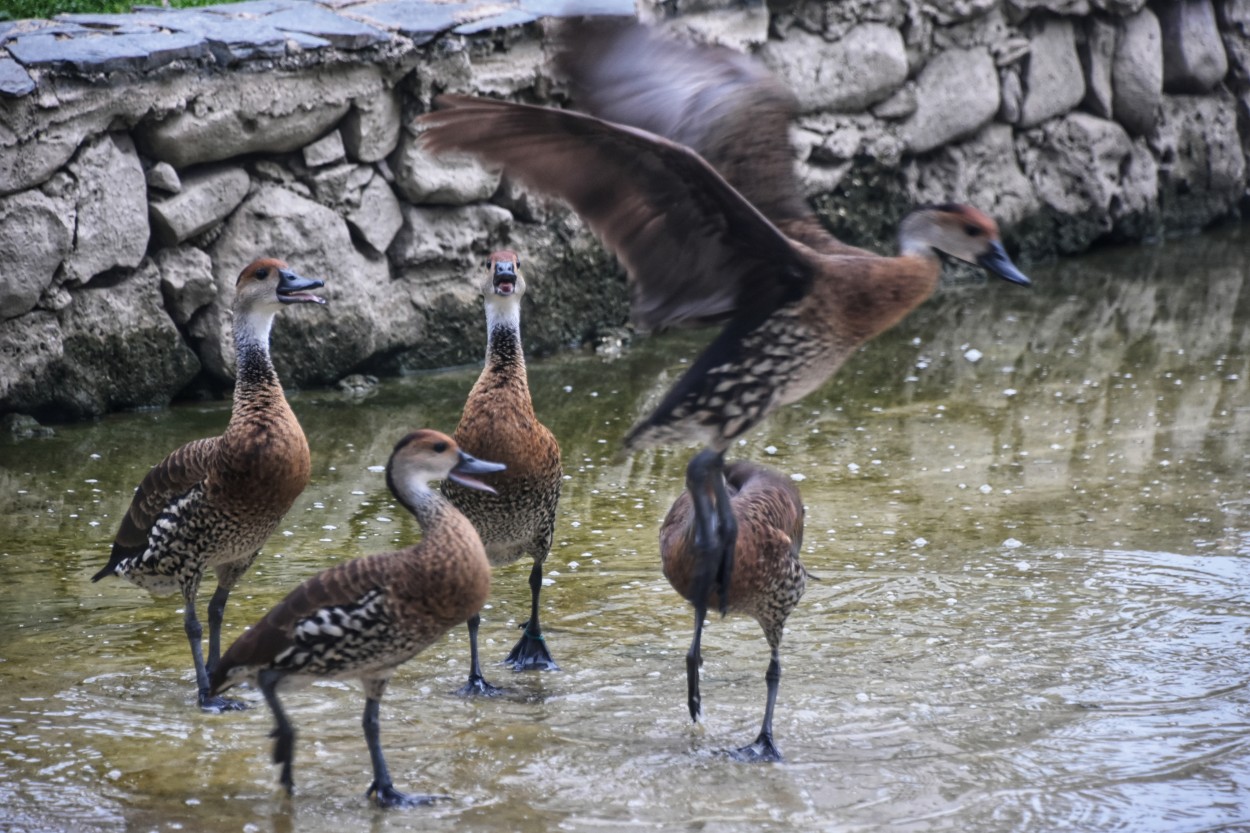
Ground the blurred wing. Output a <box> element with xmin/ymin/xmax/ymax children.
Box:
<box><xmin>419</xmin><ymin>95</ymin><xmax>813</xmax><ymax>332</ymax></box>
<box><xmin>95</xmin><ymin>437</ymin><xmax>218</xmax><ymax>579</ymax></box>
<box><xmin>555</xmin><ymin>19</ymin><xmax>858</xmax><ymax>256</ymax></box>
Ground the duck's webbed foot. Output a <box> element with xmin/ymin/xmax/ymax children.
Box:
<box><xmin>366</xmin><ymin>782</ymin><xmax>447</xmax><ymax>809</ymax></box>
<box><xmin>505</xmin><ymin>621</ymin><xmax>558</xmax><ymax>671</ymax></box>
<box><xmin>730</xmin><ymin>731</ymin><xmax>784</xmax><ymax>763</ymax></box>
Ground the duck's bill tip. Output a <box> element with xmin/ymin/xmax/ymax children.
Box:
<box><xmin>977</xmin><ymin>242</ymin><xmax>1031</xmax><ymax>287</ymax></box>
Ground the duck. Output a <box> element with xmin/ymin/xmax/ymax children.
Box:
<box><xmin>208</xmin><ymin>430</ymin><xmax>502</xmax><ymax>806</ymax></box>
<box><xmin>92</xmin><ymin>258</ymin><xmax>326</xmax><ymax>712</ymax></box>
<box><xmin>417</xmin><ymin>34</ymin><xmax>1029</xmax><ymax>621</ymax></box>
<box><xmin>660</xmin><ymin>459</ymin><xmax>806</xmax><ymax>762</ymax></box>
<box><xmin>443</xmin><ymin>251</ymin><xmax>563</xmax><ymax>696</ymax></box>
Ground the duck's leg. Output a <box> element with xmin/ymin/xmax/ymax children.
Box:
<box><xmin>686</xmin><ymin>449</ymin><xmax>737</xmax><ymax>616</ymax></box>
<box><xmin>732</xmin><ymin>642</ymin><xmax>784</xmax><ymax>763</ymax></box>
<box><xmin>258</xmin><ymin>669</ymin><xmax>296</xmax><ymax>794</ymax></box>
<box><xmin>182</xmin><ymin>574</ymin><xmax>237</xmax><ymax>713</ymax></box>
<box><xmin>455</xmin><ymin>613</ymin><xmax>507</xmax><ymax>697</ymax></box>
<box><xmin>505</xmin><ymin>556</ymin><xmax>559</xmax><ymax>671</ymax></box>
<box><xmin>203</xmin><ymin>556</ymin><xmax>255</xmax><ymax>711</ymax></box>
<box><xmin>362</xmin><ymin>679</ymin><xmax>446</xmax><ymax>808</ymax></box>
<box><xmin>686</xmin><ymin>602</ymin><xmax>708</xmax><ymax>722</ymax></box>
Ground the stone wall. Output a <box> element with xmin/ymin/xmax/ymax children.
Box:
<box><xmin>0</xmin><ymin>0</ymin><xmax>1247</xmax><ymax>422</ymax></box>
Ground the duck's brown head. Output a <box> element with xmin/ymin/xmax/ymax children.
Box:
<box><xmin>386</xmin><ymin>429</ymin><xmax>506</xmax><ymax>496</ymax></box>
<box><xmin>482</xmin><ymin>250</ymin><xmax>525</xmax><ymax>299</ymax></box>
<box><xmin>234</xmin><ymin>258</ymin><xmax>327</xmax><ymax>310</ymax></box>
<box><xmin>900</xmin><ymin>205</ymin><xmax>1030</xmax><ymax>287</ymax></box>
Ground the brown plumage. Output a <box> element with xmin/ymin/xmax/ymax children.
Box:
<box><xmin>417</xmin><ymin>24</ymin><xmax>1028</xmax><ymax>625</ymax></box>
<box><xmin>443</xmin><ymin>251</ymin><xmax>563</xmax><ymax>696</ymax></box>
<box><xmin>661</xmin><ymin>460</ymin><xmax>806</xmax><ymax>762</ymax></box>
<box><xmin>209</xmin><ymin>430</ymin><xmax>502</xmax><ymax>806</ymax></box>
<box><xmin>91</xmin><ymin>257</ymin><xmax>325</xmax><ymax>712</ymax></box>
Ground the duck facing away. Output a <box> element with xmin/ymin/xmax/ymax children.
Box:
<box><xmin>92</xmin><ymin>258</ymin><xmax>325</xmax><ymax>712</ymax></box>
<box><xmin>661</xmin><ymin>459</ymin><xmax>807</xmax><ymax>762</ymax></box>
<box><xmin>443</xmin><ymin>251</ymin><xmax>563</xmax><ymax>695</ymax></box>
<box><xmin>418</xmin><ymin>72</ymin><xmax>1028</xmax><ymax>622</ymax></box>
<box><xmin>209</xmin><ymin>430</ymin><xmax>502</xmax><ymax>806</ymax></box>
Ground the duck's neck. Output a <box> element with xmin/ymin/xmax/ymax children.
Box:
<box><xmin>388</xmin><ymin>474</ymin><xmax>449</xmax><ymax>531</ymax></box>
<box><xmin>484</xmin><ymin>300</ymin><xmax>526</xmax><ymax>379</ymax></box>
<box><xmin>232</xmin><ymin>306</ymin><xmax>284</xmax><ymax>411</ymax></box>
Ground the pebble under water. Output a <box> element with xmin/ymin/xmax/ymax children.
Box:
<box><xmin>3</xmin><ymin>227</ymin><xmax>1250</xmax><ymax>832</ymax></box>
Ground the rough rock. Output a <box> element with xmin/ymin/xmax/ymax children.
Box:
<box><xmin>0</xmin><ymin>58</ymin><xmax>36</xmax><ymax>98</ymax></box>
<box><xmin>135</xmin><ymin>66</ymin><xmax>383</xmax><ymax>168</ymax></box>
<box><xmin>306</xmin><ymin>162</ymin><xmax>374</xmax><ymax>208</ymax></box>
<box><xmin>1110</xmin><ymin>137</ymin><xmax>1161</xmax><ymax>239</ymax></box>
<box><xmin>1018</xmin><ymin>17</ymin><xmax>1085</xmax><ymax>128</ymax></box>
<box><xmin>0</xmin><ymin>124</ymin><xmax>92</xmax><ymax>199</ymax></box>
<box><xmin>1</xmin><ymin>262</ymin><xmax>200</xmax><ymax>420</ymax></box>
<box><xmin>999</xmin><ymin>66</ymin><xmax>1023</xmax><ymax>123</ymax></box>
<box><xmin>1017</xmin><ymin>112</ymin><xmax>1138</xmax><ymax>253</ymax></box>
<box><xmin>1158</xmin><ymin>0</ymin><xmax>1229</xmax><ymax>93</ymax></box>
<box><xmin>0</xmin><ymin>188</ymin><xmax>73</xmax><ymax>320</ymax></box>
<box><xmin>303</xmin><ymin>130</ymin><xmax>346</xmax><ymax>168</ymax></box>
<box><xmin>389</xmin><ymin>203</ymin><xmax>513</xmax><ymax>267</ymax></box>
<box><xmin>906</xmin><ymin>123</ymin><xmax>1039</xmax><ymax>231</ymax></box>
<box><xmin>872</xmin><ymin>85</ymin><xmax>917</xmax><ymax>119</ymax></box>
<box><xmin>6</xmin><ymin>30</ymin><xmax>208</xmax><ymax>74</ymax></box>
<box><xmin>1150</xmin><ymin>92</ymin><xmax>1246</xmax><ymax>229</ymax></box>
<box><xmin>149</xmin><ymin>165</ymin><xmax>250</xmax><ymax>246</ymax></box>
<box><xmin>260</xmin><ymin>4</ymin><xmax>390</xmax><ymax>49</ymax></box>
<box><xmin>146</xmin><ymin>161</ymin><xmax>182</xmax><ymax>194</ymax></box>
<box><xmin>60</xmin><ymin>133</ymin><xmax>149</xmax><ymax>287</ymax></box>
<box><xmin>759</xmin><ymin>24</ymin><xmax>908</xmax><ymax>113</ymax></box>
<box><xmin>346</xmin><ymin>174</ymin><xmax>404</xmax><ymax>254</ymax></box>
<box><xmin>202</xmin><ymin>183</ymin><xmax>417</xmax><ymax>386</ymax></box>
<box><xmin>467</xmin><ymin>36</ymin><xmax>546</xmax><ymax>98</ymax></box>
<box><xmin>924</xmin><ymin>0</ymin><xmax>999</xmax><ymax>25</ymax></box>
<box><xmin>1004</xmin><ymin>0</ymin><xmax>1090</xmax><ymax>19</ymax></box>
<box><xmin>341</xmin><ymin>93</ymin><xmax>402</xmax><ymax>163</ymax></box>
<box><xmin>155</xmin><ymin>246</ymin><xmax>216</xmax><ymax>325</ymax></box>
<box><xmin>1079</xmin><ymin>17</ymin><xmax>1116</xmax><ymax>119</ymax></box>
<box><xmin>901</xmin><ymin>47</ymin><xmax>999</xmax><ymax>154</ymax></box>
<box><xmin>656</xmin><ymin>5</ymin><xmax>770</xmax><ymax>51</ymax></box>
<box><xmin>390</xmin><ymin>126</ymin><xmax>501</xmax><ymax>205</ymax></box>
<box><xmin>1113</xmin><ymin>8</ymin><xmax>1163</xmax><ymax>135</ymax></box>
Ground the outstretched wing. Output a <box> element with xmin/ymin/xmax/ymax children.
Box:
<box><xmin>418</xmin><ymin>95</ymin><xmax>815</xmax><ymax>332</ymax></box>
<box><xmin>93</xmin><ymin>437</ymin><xmax>218</xmax><ymax>581</ymax></box>
<box><xmin>553</xmin><ymin>19</ymin><xmax>868</xmax><ymax>257</ymax></box>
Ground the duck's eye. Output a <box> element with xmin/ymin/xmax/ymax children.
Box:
<box><xmin>432</xmin><ymin>441</ymin><xmax>448</xmax><ymax>453</ymax></box>
<box><xmin>256</xmin><ymin>268</ymin><xmax>270</xmax><ymax>279</ymax></box>
<box><xmin>964</xmin><ymin>224</ymin><xmax>983</xmax><ymax>237</ymax></box>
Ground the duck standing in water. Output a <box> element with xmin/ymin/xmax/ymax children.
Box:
<box><xmin>209</xmin><ymin>430</ymin><xmax>502</xmax><ymax>806</ymax></box>
<box><xmin>418</xmin><ymin>21</ymin><xmax>1028</xmax><ymax>630</ymax></box>
<box><xmin>661</xmin><ymin>460</ymin><xmax>807</xmax><ymax>762</ymax></box>
<box><xmin>444</xmin><ymin>251</ymin><xmax>563</xmax><ymax>695</ymax></box>
<box><xmin>92</xmin><ymin>258</ymin><xmax>325</xmax><ymax>712</ymax></box>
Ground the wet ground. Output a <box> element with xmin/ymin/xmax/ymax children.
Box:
<box><xmin>3</xmin><ymin>226</ymin><xmax>1250</xmax><ymax>833</ymax></box>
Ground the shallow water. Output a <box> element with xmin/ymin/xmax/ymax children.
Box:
<box><xmin>4</xmin><ymin>227</ymin><xmax>1250</xmax><ymax>833</ymax></box>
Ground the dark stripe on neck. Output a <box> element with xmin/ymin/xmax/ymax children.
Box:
<box><xmin>487</xmin><ymin>323</ymin><xmax>523</xmax><ymax>370</ymax></box>
<box><xmin>235</xmin><ymin>338</ymin><xmax>279</xmax><ymax>391</ymax></box>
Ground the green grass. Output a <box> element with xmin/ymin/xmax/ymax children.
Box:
<box><xmin>1</xmin><ymin>0</ymin><xmax>240</xmax><ymax>21</ymax></box>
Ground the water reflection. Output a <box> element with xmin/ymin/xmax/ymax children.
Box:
<box><xmin>2</xmin><ymin>227</ymin><xmax>1250</xmax><ymax>832</ymax></box>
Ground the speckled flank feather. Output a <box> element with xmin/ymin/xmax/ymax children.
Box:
<box><xmin>92</xmin><ymin>257</ymin><xmax>324</xmax><ymax>711</ymax></box>
<box><xmin>208</xmin><ymin>430</ymin><xmax>496</xmax><ymax>803</ymax></box>
<box><xmin>660</xmin><ymin>459</ymin><xmax>807</xmax><ymax>760</ymax></box>
<box><xmin>210</xmin><ymin>500</ymin><xmax>491</xmax><ymax>689</ymax></box>
<box><xmin>442</xmin><ymin>252</ymin><xmax>564</xmax><ymax>686</ymax></box>
<box><xmin>661</xmin><ymin>460</ymin><xmax>807</xmax><ymax>646</ymax></box>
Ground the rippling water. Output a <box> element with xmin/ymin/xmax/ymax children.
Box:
<box><xmin>3</xmin><ymin>228</ymin><xmax>1250</xmax><ymax>832</ymax></box>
